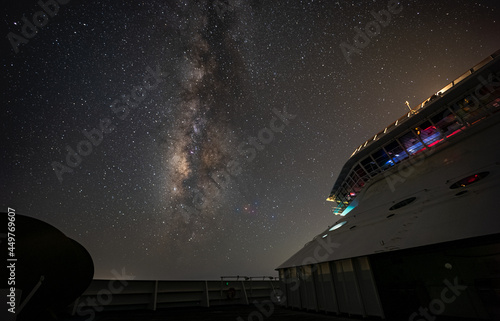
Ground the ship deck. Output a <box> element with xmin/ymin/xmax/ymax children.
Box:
<box><xmin>57</xmin><ymin>305</ymin><xmax>478</xmax><ymax>321</ymax></box>
<box><xmin>76</xmin><ymin>305</ymin><xmax>353</xmax><ymax>320</ymax></box>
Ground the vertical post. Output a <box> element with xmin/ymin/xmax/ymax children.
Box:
<box><xmin>329</xmin><ymin>261</ymin><xmax>340</xmax><ymax>314</ymax></box>
<box><xmin>240</xmin><ymin>281</ymin><xmax>249</xmax><ymax>305</ymax></box>
<box><xmin>351</xmin><ymin>259</ymin><xmax>367</xmax><ymax>318</ymax></box>
<box><xmin>201</xmin><ymin>281</ymin><xmax>210</xmax><ymax>307</ymax></box>
<box><xmin>269</xmin><ymin>277</ymin><xmax>275</xmax><ymax>295</ymax></box>
<box><xmin>220</xmin><ymin>277</ymin><xmax>223</xmax><ymax>298</ymax></box>
<box><xmin>150</xmin><ymin>280</ymin><xmax>158</xmax><ymax>311</ymax></box>
<box><xmin>366</xmin><ymin>257</ymin><xmax>385</xmax><ymax>319</ymax></box>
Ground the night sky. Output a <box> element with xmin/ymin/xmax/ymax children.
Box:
<box><xmin>2</xmin><ymin>0</ymin><xmax>499</xmax><ymax>280</ymax></box>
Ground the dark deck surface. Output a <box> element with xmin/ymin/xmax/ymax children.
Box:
<box><xmin>97</xmin><ymin>306</ymin><xmax>356</xmax><ymax>321</ymax></box>
<box><xmin>34</xmin><ymin>304</ymin><xmax>482</xmax><ymax>321</ymax></box>
<box><xmin>61</xmin><ymin>305</ymin><xmax>362</xmax><ymax>321</ymax></box>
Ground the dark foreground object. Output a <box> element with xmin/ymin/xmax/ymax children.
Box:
<box><xmin>1</xmin><ymin>212</ymin><xmax>94</xmax><ymax>321</ymax></box>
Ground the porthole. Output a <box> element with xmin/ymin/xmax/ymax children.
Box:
<box><xmin>450</xmin><ymin>172</ymin><xmax>489</xmax><ymax>189</ymax></box>
<box><xmin>389</xmin><ymin>197</ymin><xmax>417</xmax><ymax>211</ymax></box>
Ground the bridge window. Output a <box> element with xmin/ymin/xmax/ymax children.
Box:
<box><xmin>346</xmin><ymin>174</ymin><xmax>362</xmax><ymax>193</ymax></box>
<box><xmin>384</xmin><ymin>140</ymin><xmax>408</xmax><ymax>163</ymax></box>
<box><xmin>371</xmin><ymin>148</ymin><xmax>393</xmax><ymax>170</ymax></box>
<box><xmin>416</xmin><ymin>121</ymin><xmax>442</xmax><ymax>147</ymax></box>
<box><xmin>399</xmin><ymin>131</ymin><xmax>426</xmax><ymax>155</ymax></box>
<box><xmin>361</xmin><ymin>156</ymin><xmax>380</xmax><ymax>177</ymax></box>
<box><xmin>479</xmin><ymin>78</ymin><xmax>500</xmax><ymax>111</ymax></box>
<box><xmin>430</xmin><ymin>109</ymin><xmax>463</xmax><ymax>137</ymax></box>
<box><xmin>353</xmin><ymin>164</ymin><xmax>369</xmax><ymax>182</ymax></box>
<box><xmin>450</xmin><ymin>97</ymin><xmax>486</xmax><ymax>124</ymax></box>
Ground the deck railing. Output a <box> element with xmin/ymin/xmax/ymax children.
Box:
<box><xmin>70</xmin><ymin>278</ymin><xmax>280</xmax><ymax>317</ymax></box>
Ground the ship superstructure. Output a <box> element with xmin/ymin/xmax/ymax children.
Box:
<box><xmin>277</xmin><ymin>50</ymin><xmax>500</xmax><ymax>320</ymax></box>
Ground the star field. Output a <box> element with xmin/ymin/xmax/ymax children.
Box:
<box><xmin>2</xmin><ymin>0</ymin><xmax>500</xmax><ymax>279</ymax></box>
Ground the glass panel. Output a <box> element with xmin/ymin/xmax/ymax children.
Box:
<box><xmin>353</xmin><ymin>164</ymin><xmax>369</xmax><ymax>183</ymax></box>
<box><xmin>416</xmin><ymin>120</ymin><xmax>443</xmax><ymax>147</ymax></box>
<box><xmin>371</xmin><ymin>148</ymin><xmax>393</xmax><ymax>170</ymax></box>
<box><xmin>337</xmin><ymin>188</ymin><xmax>349</xmax><ymax>204</ymax></box>
<box><xmin>320</xmin><ymin>262</ymin><xmax>330</xmax><ymax>275</ymax></box>
<box><xmin>430</xmin><ymin>109</ymin><xmax>463</xmax><ymax>137</ymax></box>
<box><xmin>341</xmin><ymin>259</ymin><xmax>354</xmax><ymax>272</ymax></box>
<box><xmin>450</xmin><ymin>96</ymin><xmax>487</xmax><ymax>124</ymax></box>
<box><xmin>347</xmin><ymin>173</ymin><xmax>361</xmax><ymax>193</ymax></box>
<box><xmin>345</xmin><ymin>175</ymin><xmax>356</xmax><ymax>189</ymax></box>
<box><xmin>304</xmin><ymin>265</ymin><xmax>312</xmax><ymax>276</ymax></box>
<box><xmin>479</xmin><ymin>81</ymin><xmax>500</xmax><ymax>112</ymax></box>
<box><xmin>361</xmin><ymin>156</ymin><xmax>380</xmax><ymax>177</ymax></box>
<box><xmin>342</xmin><ymin>182</ymin><xmax>355</xmax><ymax>201</ymax></box>
<box><xmin>356</xmin><ymin>256</ymin><xmax>370</xmax><ymax>271</ymax></box>
<box><xmin>384</xmin><ymin>140</ymin><xmax>408</xmax><ymax>163</ymax></box>
<box><xmin>399</xmin><ymin>131</ymin><xmax>425</xmax><ymax>155</ymax></box>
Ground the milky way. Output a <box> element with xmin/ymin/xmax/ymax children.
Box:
<box><xmin>154</xmin><ymin>1</ymin><xmax>256</xmax><ymax>249</ymax></box>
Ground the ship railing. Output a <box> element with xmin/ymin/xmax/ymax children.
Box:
<box><xmin>71</xmin><ymin>277</ymin><xmax>280</xmax><ymax>314</ymax></box>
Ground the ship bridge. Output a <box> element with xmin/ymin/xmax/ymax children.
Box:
<box><xmin>327</xmin><ymin>49</ymin><xmax>500</xmax><ymax>216</ymax></box>
<box><xmin>277</xmin><ymin>49</ymin><xmax>500</xmax><ymax>320</ymax></box>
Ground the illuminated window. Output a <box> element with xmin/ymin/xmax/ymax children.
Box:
<box><xmin>399</xmin><ymin>131</ymin><xmax>426</xmax><ymax>155</ymax></box>
<box><xmin>384</xmin><ymin>140</ymin><xmax>408</xmax><ymax>163</ymax></box>
<box><xmin>353</xmin><ymin>164</ymin><xmax>369</xmax><ymax>184</ymax></box>
<box><xmin>361</xmin><ymin>156</ymin><xmax>380</xmax><ymax>177</ymax></box>
<box><xmin>372</xmin><ymin>148</ymin><xmax>393</xmax><ymax>170</ymax></box>
<box><xmin>430</xmin><ymin>109</ymin><xmax>463</xmax><ymax>137</ymax></box>
<box><xmin>450</xmin><ymin>97</ymin><xmax>486</xmax><ymax>124</ymax></box>
<box><xmin>416</xmin><ymin>120</ymin><xmax>442</xmax><ymax>147</ymax></box>
<box><xmin>480</xmin><ymin>80</ymin><xmax>500</xmax><ymax>110</ymax></box>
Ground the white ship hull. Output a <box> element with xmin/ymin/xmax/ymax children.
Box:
<box><xmin>276</xmin><ymin>50</ymin><xmax>500</xmax><ymax>320</ymax></box>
